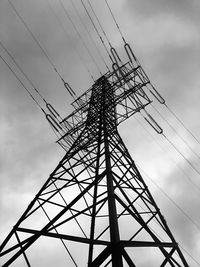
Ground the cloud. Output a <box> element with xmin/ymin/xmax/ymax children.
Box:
<box><xmin>1</xmin><ymin>0</ymin><xmax>200</xmax><ymax>266</ymax></box>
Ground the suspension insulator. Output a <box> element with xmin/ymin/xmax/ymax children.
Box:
<box><xmin>112</xmin><ymin>63</ymin><xmax>123</xmax><ymax>86</ymax></box>
<box><xmin>46</xmin><ymin>114</ymin><xmax>62</xmax><ymax>132</ymax></box>
<box><xmin>124</xmin><ymin>43</ymin><xmax>137</xmax><ymax>63</ymax></box>
<box><xmin>149</xmin><ymin>86</ymin><xmax>165</xmax><ymax>104</ymax></box>
<box><xmin>110</xmin><ymin>47</ymin><xmax>121</xmax><ymax>64</ymax></box>
<box><xmin>64</xmin><ymin>82</ymin><xmax>76</xmax><ymax>97</ymax></box>
<box><xmin>46</xmin><ymin>103</ymin><xmax>60</xmax><ymax>118</ymax></box>
<box><xmin>143</xmin><ymin>111</ymin><xmax>163</xmax><ymax>134</ymax></box>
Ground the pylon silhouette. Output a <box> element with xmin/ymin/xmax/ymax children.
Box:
<box><xmin>0</xmin><ymin>56</ymin><xmax>189</xmax><ymax>266</ymax></box>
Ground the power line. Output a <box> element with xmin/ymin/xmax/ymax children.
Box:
<box><xmin>80</xmin><ymin>0</ymin><xmax>114</xmax><ymax>64</ymax></box>
<box><xmin>165</xmin><ymin>103</ymin><xmax>200</xmax><ymax>146</ymax></box>
<box><xmin>163</xmin><ymin>133</ymin><xmax>200</xmax><ymax>177</ymax></box>
<box><xmin>0</xmin><ymin>39</ymin><xmax>46</xmax><ymax>104</ymax></box>
<box><xmin>87</xmin><ymin>0</ymin><xmax>111</xmax><ymax>47</ymax></box>
<box><xmin>139</xmin><ymin>165</ymin><xmax>200</xmax><ymax>232</ymax></box>
<box><xmin>0</xmin><ymin>41</ymin><xmax>67</xmax><ymax>138</ymax></box>
<box><xmin>7</xmin><ymin>0</ymin><xmax>70</xmax><ymax>92</ymax></box>
<box><xmin>105</xmin><ymin>0</ymin><xmax>200</xmax><ymax>169</ymax></box>
<box><xmin>151</xmin><ymin>104</ymin><xmax>200</xmax><ymax>161</ymax></box>
<box><xmin>69</xmin><ymin>0</ymin><xmax>110</xmax><ymax>71</ymax></box>
<box><xmin>46</xmin><ymin>0</ymin><xmax>95</xmax><ymax>82</ymax></box>
<box><xmin>0</xmin><ymin>53</ymin><xmax>44</xmax><ymax>111</ymax></box>
<box><xmin>104</xmin><ymin>0</ymin><xmax>126</xmax><ymax>43</ymax></box>
<box><xmin>58</xmin><ymin>0</ymin><xmax>102</xmax><ymax>75</ymax></box>
<box><xmin>133</xmin><ymin>115</ymin><xmax>200</xmax><ymax>193</ymax></box>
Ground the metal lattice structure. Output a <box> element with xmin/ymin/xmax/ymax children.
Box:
<box><xmin>0</xmin><ymin>59</ymin><xmax>189</xmax><ymax>266</ymax></box>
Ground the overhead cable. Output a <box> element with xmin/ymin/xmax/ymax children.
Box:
<box><xmin>104</xmin><ymin>0</ymin><xmax>126</xmax><ymax>43</ymax></box>
<box><xmin>0</xmin><ymin>53</ymin><xmax>44</xmax><ymax>112</ymax></box>
<box><xmin>46</xmin><ymin>0</ymin><xmax>95</xmax><ymax>82</ymax></box>
<box><xmin>163</xmin><ymin>133</ymin><xmax>200</xmax><ymax>177</ymax></box>
<box><xmin>80</xmin><ymin>0</ymin><xmax>114</xmax><ymax>64</ymax></box>
<box><xmin>69</xmin><ymin>0</ymin><xmax>110</xmax><ymax>71</ymax></box>
<box><xmin>152</xmin><ymin>104</ymin><xmax>200</xmax><ymax>160</ymax></box>
<box><xmin>7</xmin><ymin>0</ymin><xmax>72</xmax><ymax>95</ymax></box>
<box><xmin>134</xmin><ymin>115</ymin><xmax>200</xmax><ymax>193</ymax></box>
<box><xmin>165</xmin><ymin>103</ymin><xmax>200</xmax><ymax>146</ymax></box>
<box><xmin>58</xmin><ymin>0</ymin><xmax>102</xmax><ymax>75</ymax></box>
<box><xmin>0</xmin><ymin>39</ymin><xmax>46</xmax><ymax>104</ymax></box>
<box><xmin>87</xmin><ymin>0</ymin><xmax>112</xmax><ymax>47</ymax></box>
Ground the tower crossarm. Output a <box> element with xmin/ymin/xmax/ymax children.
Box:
<box><xmin>57</xmin><ymin>61</ymin><xmax>153</xmax><ymax>151</ymax></box>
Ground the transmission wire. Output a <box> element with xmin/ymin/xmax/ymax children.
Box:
<box><xmin>105</xmin><ymin>0</ymin><xmax>200</xmax><ymax>148</ymax></box>
<box><xmin>105</xmin><ymin>0</ymin><xmax>200</xmax><ymax>150</ymax></box>
<box><xmin>68</xmin><ymin>0</ymin><xmax>110</xmax><ymax>72</ymax></box>
<box><xmin>162</xmin><ymin>133</ymin><xmax>200</xmax><ymax>177</ymax></box>
<box><xmin>105</xmin><ymin>0</ymin><xmax>200</xmax><ymax>174</ymax></box>
<box><xmin>104</xmin><ymin>0</ymin><xmax>126</xmax><ymax>43</ymax></box>
<box><xmin>87</xmin><ymin>0</ymin><xmax>112</xmax><ymax>48</ymax></box>
<box><xmin>138</xmin><ymin>165</ymin><xmax>200</xmax><ymax>232</ymax></box>
<box><xmin>80</xmin><ymin>0</ymin><xmax>114</xmax><ymax>63</ymax></box>
<box><xmin>58</xmin><ymin>0</ymin><xmax>102</xmax><ymax>75</ymax></box>
<box><xmin>46</xmin><ymin>0</ymin><xmax>95</xmax><ymax>82</ymax></box>
<box><xmin>0</xmin><ymin>39</ymin><xmax>47</xmax><ymax>104</ymax></box>
<box><xmin>134</xmin><ymin>115</ymin><xmax>200</xmax><ymax>193</ymax></box>
<box><xmin>7</xmin><ymin>0</ymin><xmax>68</xmax><ymax>87</ymax></box>
<box><xmin>165</xmin><ymin>103</ymin><xmax>200</xmax><ymax>145</ymax></box>
<box><xmin>151</xmin><ymin>104</ymin><xmax>200</xmax><ymax>161</ymax></box>
<box><xmin>0</xmin><ymin>53</ymin><xmax>44</xmax><ymax>112</ymax></box>
<box><xmin>180</xmin><ymin>245</ymin><xmax>200</xmax><ymax>266</ymax></box>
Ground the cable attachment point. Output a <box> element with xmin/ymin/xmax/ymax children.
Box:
<box><xmin>112</xmin><ymin>63</ymin><xmax>124</xmax><ymax>86</ymax></box>
<box><xmin>63</xmin><ymin>81</ymin><xmax>76</xmax><ymax>97</ymax></box>
<box><xmin>149</xmin><ymin>85</ymin><xmax>165</xmax><ymax>104</ymax></box>
<box><xmin>124</xmin><ymin>43</ymin><xmax>137</xmax><ymax>63</ymax></box>
<box><xmin>110</xmin><ymin>47</ymin><xmax>122</xmax><ymax>65</ymax></box>
<box><xmin>46</xmin><ymin>114</ymin><xmax>62</xmax><ymax>132</ymax></box>
<box><xmin>141</xmin><ymin>109</ymin><xmax>163</xmax><ymax>134</ymax></box>
<box><xmin>46</xmin><ymin>103</ymin><xmax>61</xmax><ymax>119</ymax></box>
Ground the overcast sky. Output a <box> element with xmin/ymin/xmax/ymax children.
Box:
<box><xmin>1</xmin><ymin>0</ymin><xmax>200</xmax><ymax>266</ymax></box>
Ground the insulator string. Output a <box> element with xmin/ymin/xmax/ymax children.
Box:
<box><xmin>0</xmin><ymin>39</ymin><xmax>66</xmax><ymax>136</ymax></box>
<box><xmin>105</xmin><ymin>0</ymin><xmax>200</xmax><ymax>150</ymax></box>
<box><xmin>58</xmin><ymin>0</ymin><xmax>102</xmax><ymax>75</ymax></box>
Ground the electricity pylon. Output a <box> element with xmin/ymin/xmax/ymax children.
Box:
<box><xmin>0</xmin><ymin>49</ymin><xmax>188</xmax><ymax>266</ymax></box>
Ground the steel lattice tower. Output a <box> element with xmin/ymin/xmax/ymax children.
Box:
<box><xmin>0</xmin><ymin>58</ymin><xmax>189</xmax><ymax>266</ymax></box>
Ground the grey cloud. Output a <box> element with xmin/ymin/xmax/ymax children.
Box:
<box><xmin>124</xmin><ymin>0</ymin><xmax>200</xmax><ymax>23</ymax></box>
<box><xmin>1</xmin><ymin>0</ymin><xmax>200</xmax><ymax>266</ymax></box>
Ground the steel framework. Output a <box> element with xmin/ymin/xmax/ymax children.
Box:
<box><xmin>0</xmin><ymin>60</ymin><xmax>189</xmax><ymax>266</ymax></box>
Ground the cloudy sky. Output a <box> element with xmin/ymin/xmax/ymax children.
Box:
<box><xmin>0</xmin><ymin>0</ymin><xmax>200</xmax><ymax>266</ymax></box>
